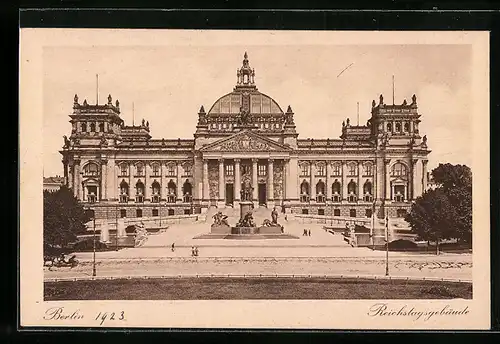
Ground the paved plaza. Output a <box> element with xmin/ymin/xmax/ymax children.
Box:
<box><xmin>45</xmin><ymin>221</ymin><xmax>472</xmax><ymax>282</ymax></box>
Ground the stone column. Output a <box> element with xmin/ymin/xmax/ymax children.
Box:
<box><xmin>218</xmin><ymin>159</ymin><xmax>225</xmax><ymax>205</ymax></box>
<box><xmin>129</xmin><ymin>163</ymin><xmax>133</xmax><ymax>201</ymax></box>
<box><xmin>268</xmin><ymin>159</ymin><xmax>274</xmax><ymax>203</ymax></box>
<box><xmin>326</xmin><ymin>162</ymin><xmax>332</xmax><ymax>201</ymax></box>
<box><xmin>385</xmin><ymin>159</ymin><xmax>391</xmax><ymax>201</ymax></box>
<box><xmin>176</xmin><ymin>162</ymin><xmax>183</xmax><ymax>202</ymax></box>
<box><xmin>282</xmin><ymin>159</ymin><xmax>288</xmax><ymax>202</ymax></box>
<box><xmin>411</xmin><ymin>159</ymin><xmax>418</xmax><ymax>200</ymax></box>
<box><xmin>252</xmin><ymin>158</ymin><xmax>258</xmax><ymax>202</ymax></box>
<box><xmin>422</xmin><ymin>159</ymin><xmax>428</xmax><ymax>192</ymax></box>
<box><xmin>234</xmin><ymin>159</ymin><xmax>241</xmax><ymax>202</ymax></box>
<box><xmin>286</xmin><ymin>157</ymin><xmax>299</xmax><ymax>202</ymax></box>
<box><xmin>143</xmin><ymin>161</ymin><xmax>149</xmax><ymax>201</ymax></box>
<box><xmin>341</xmin><ymin>161</ymin><xmax>347</xmax><ymax>200</ymax></box>
<box><xmin>101</xmin><ymin>159</ymin><xmax>107</xmax><ymax>201</ymax></box>
<box><xmin>310</xmin><ymin>161</ymin><xmax>316</xmax><ymax>202</ymax></box>
<box><xmin>357</xmin><ymin>161</ymin><xmax>363</xmax><ymax>200</ymax></box>
<box><xmin>73</xmin><ymin>160</ymin><xmax>81</xmax><ymax>200</ymax></box>
<box><xmin>68</xmin><ymin>163</ymin><xmax>74</xmax><ymax>190</ymax></box>
<box><xmin>202</xmin><ymin>159</ymin><xmax>209</xmax><ymax>202</ymax></box>
<box><xmin>375</xmin><ymin>155</ymin><xmax>384</xmax><ymax>201</ymax></box>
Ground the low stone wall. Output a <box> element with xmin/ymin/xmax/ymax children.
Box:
<box><xmin>86</xmin><ymin>215</ymin><xmax>199</xmax><ymax>232</ymax></box>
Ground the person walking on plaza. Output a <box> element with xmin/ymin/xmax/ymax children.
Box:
<box><xmin>308</xmin><ymin>229</ymin><xmax>311</xmax><ymax>237</ymax></box>
<box><xmin>171</xmin><ymin>242</ymin><xmax>175</xmax><ymax>252</ymax></box>
<box><xmin>191</xmin><ymin>246</ymin><xmax>195</xmax><ymax>257</ymax></box>
<box><xmin>194</xmin><ymin>246</ymin><xmax>199</xmax><ymax>257</ymax></box>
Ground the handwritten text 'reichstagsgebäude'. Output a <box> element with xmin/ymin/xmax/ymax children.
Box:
<box><xmin>368</xmin><ymin>303</ymin><xmax>469</xmax><ymax>321</ymax></box>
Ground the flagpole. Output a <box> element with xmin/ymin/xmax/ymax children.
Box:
<box><xmin>132</xmin><ymin>102</ymin><xmax>135</xmax><ymax>126</ymax></box>
<box><xmin>392</xmin><ymin>75</ymin><xmax>395</xmax><ymax>105</ymax></box>
<box><xmin>357</xmin><ymin>101</ymin><xmax>360</xmax><ymax>126</ymax></box>
<box><xmin>96</xmin><ymin>74</ymin><xmax>99</xmax><ymax>105</ymax></box>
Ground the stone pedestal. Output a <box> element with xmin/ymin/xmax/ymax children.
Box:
<box><xmin>117</xmin><ymin>218</ymin><xmax>127</xmax><ymax>238</ymax></box>
<box><xmin>100</xmin><ymin>223</ymin><xmax>110</xmax><ymax>243</ymax></box>
<box><xmin>239</xmin><ymin>201</ymin><xmax>254</xmax><ymax>219</ymax></box>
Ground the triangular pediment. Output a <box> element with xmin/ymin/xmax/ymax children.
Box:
<box><xmin>200</xmin><ymin>130</ymin><xmax>292</xmax><ymax>152</ymax></box>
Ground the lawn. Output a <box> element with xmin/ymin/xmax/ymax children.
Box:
<box><xmin>44</xmin><ymin>277</ymin><xmax>472</xmax><ymax>300</ymax></box>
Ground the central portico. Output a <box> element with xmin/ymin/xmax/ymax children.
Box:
<box><xmin>198</xmin><ymin>129</ymin><xmax>294</xmax><ymax>209</ymax></box>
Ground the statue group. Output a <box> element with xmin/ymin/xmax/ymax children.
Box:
<box><xmin>240</xmin><ymin>180</ymin><xmax>254</xmax><ymax>201</ymax></box>
<box><xmin>212</xmin><ymin>211</ymin><xmax>230</xmax><ymax>227</ymax></box>
<box><xmin>236</xmin><ymin>212</ymin><xmax>256</xmax><ymax>228</ymax></box>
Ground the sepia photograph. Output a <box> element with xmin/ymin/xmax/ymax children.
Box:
<box><xmin>20</xmin><ymin>29</ymin><xmax>490</xmax><ymax>329</ymax></box>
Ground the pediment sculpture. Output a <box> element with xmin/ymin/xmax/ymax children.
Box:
<box><xmin>213</xmin><ymin>134</ymin><xmax>272</xmax><ymax>152</ymax></box>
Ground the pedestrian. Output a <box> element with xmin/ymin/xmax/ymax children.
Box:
<box><xmin>171</xmin><ymin>242</ymin><xmax>175</xmax><ymax>252</ymax></box>
<box><xmin>194</xmin><ymin>246</ymin><xmax>199</xmax><ymax>257</ymax></box>
<box><xmin>191</xmin><ymin>246</ymin><xmax>195</xmax><ymax>256</ymax></box>
<box><xmin>308</xmin><ymin>229</ymin><xmax>311</xmax><ymax>237</ymax></box>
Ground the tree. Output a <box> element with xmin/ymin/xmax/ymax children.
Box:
<box><xmin>405</xmin><ymin>188</ymin><xmax>457</xmax><ymax>254</ymax></box>
<box><xmin>43</xmin><ymin>186</ymin><xmax>91</xmax><ymax>253</ymax></box>
<box><xmin>431</xmin><ymin>163</ymin><xmax>472</xmax><ymax>191</ymax></box>
<box><xmin>406</xmin><ymin>163</ymin><xmax>472</xmax><ymax>252</ymax></box>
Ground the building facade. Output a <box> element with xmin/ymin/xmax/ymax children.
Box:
<box><xmin>60</xmin><ymin>53</ymin><xmax>431</xmax><ymax>220</ymax></box>
<box><xmin>43</xmin><ymin>176</ymin><xmax>65</xmax><ymax>192</ymax></box>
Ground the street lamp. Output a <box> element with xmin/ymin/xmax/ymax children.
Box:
<box><xmin>385</xmin><ymin>214</ymin><xmax>389</xmax><ymax>276</ymax></box>
<box><xmin>92</xmin><ymin>209</ymin><xmax>96</xmax><ymax>277</ymax></box>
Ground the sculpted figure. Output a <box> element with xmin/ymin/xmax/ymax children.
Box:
<box><xmin>271</xmin><ymin>207</ymin><xmax>278</xmax><ymax>224</ymax></box>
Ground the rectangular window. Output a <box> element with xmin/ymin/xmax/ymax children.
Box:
<box><xmin>167</xmin><ymin>165</ymin><xmax>176</xmax><ymax>177</ymax></box>
<box><xmin>136</xmin><ymin>209</ymin><xmax>142</xmax><ymax>218</ymax></box>
<box><xmin>120</xmin><ymin>209</ymin><xmax>127</xmax><ymax>218</ymax></box>
<box><xmin>183</xmin><ymin>164</ymin><xmax>192</xmax><ymax>177</ymax></box>
<box><xmin>258</xmin><ymin>165</ymin><xmax>267</xmax><ymax>176</ymax></box>
<box><xmin>332</xmin><ymin>164</ymin><xmax>341</xmax><ymax>176</ymax></box>
<box><xmin>300</xmin><ymin>164</ymin><xmax>310</xmax><ymax>177</ymax></box>
<box><xmin>317</xmin><ymin>165</ymin><xmax>325</xmax><ymax>176</ymax></box>
<box><xmin>152</xmin><ymin>209</ymin><xmax>159</xmax><ymax>217</ymax></box>
<box><xmin>365</xmin><ymin>209</ymin><xmax>373</xmax><ymax>218</ymax></box>
<box><xmin>184</xmin><ymin>209</ymin><xmax>192</xmax><ymax>215</ymax></box>
<box><xmin>120</xmin><ymin>164</ymin><xmax>128</xmax><ymax>177</ymax></box>
<box><xmin>348</xmin><ymin>164</ymin><xmax>357</xmax><ymax>176</ymax></box>
<box><xmin>225</xmin><ymin>164</ymin><xmax>234</xmax><ymax>176</ymax></box>
<box><xmin>301</xmin><ymin>209</ymin><xmax>309</xmax><ymax>215</ymax></box>
<box><xmin>350</xmin><ymin>209</ymin><xmax>357</xmax><ymax>218</ymax></box>
<box><xmin>136</xmin><ymin>164</ymin><xmax>144</xmax><ymax>177</ymax></box>
<box><xmin>152</xmin><ymin>165</ymin><xmax>160</xmax><ymax>177</ymax></box>
<box><xmin>333</xmin><ymin>209</ymin><xmax>341</xmax><ymax>216</ymax></box>
<box><xmin>363</xmin><ymin>164</ymin><xmax>373</xmax><ymax>176</ymax></box>
<box><xmin>318</xmin><ymin>209</ymin><xmax>325</xmax><ymax>216</ymax></box>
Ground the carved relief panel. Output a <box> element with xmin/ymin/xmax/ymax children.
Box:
<box><xmin>273</xmin><ymin>162</ymin><xmax>284</xmax><ymax>200</ymax></box>
<box><xmin>208</xmin><ymin>163</ymin><xmax>219</xmax><ymax>199</ymax></box>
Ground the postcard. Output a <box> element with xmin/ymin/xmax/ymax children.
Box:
<box><xmin>19</xmin><ymin>29</ymin><xmax>490</xmax><ymax>329</ymax></box>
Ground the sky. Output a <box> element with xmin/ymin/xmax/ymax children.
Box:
<box><xmin>43</xmin><ymin>43</ymin><xmax>472</xmax><ymax>177</ymax></box>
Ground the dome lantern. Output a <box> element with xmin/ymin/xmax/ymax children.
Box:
<box><xmin>236</xmin><ymin>51</ymin><xmax>256</xmax><ymax>86</ymax></box>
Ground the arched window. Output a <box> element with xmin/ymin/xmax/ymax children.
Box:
<box><xmin>90</xmin><ymin>123</ymin><xmax>96</xmax><ymax>132</ymax></box>
<box><xmin>99</xmin><ymin>122</ymin><xmax>105</xmax><ymax>132</ymax></box>
<box><xmin>167</xmin><ymin>180</ymin><xmax>177</xmax><ymax>203</ymax></box>
<box><xmin>316</xmin><ymin>180</ymin><xmax>326</xmax><ymax>203</ymax></box>
<box><xmin>387</xmin><ymin>123</ymin><xmax>392</xmax><ymax>132</ymax></box>
<box><xmin>395</xmin><ymin>122</ymin><xmax>401</xmax><ymax>132</ymax></box>
<box><xmin>81</xmin><ymin>122</ymin><xmax>87</xmax><ymax>132</ymax></box>
<box><xmin>151</xmin><ymin>181</ymin><xmax>161</xmax><ymax>203</ymax></box>
<box><xmin>183</xmin><ymin>180</ymin><xmax>193</xmax><ymax>202</ymax></box>
<box><xmin>135</xmin><ymin>181</ymin><xmax>145</xmax><ymax>203</ymax></box>
<box><xmin>391</xmin><ymin>162</ymin><xmax>407</xmax><ymax>177</ymax></box>
<box><xmin>332</xmin><ymin>180</ymin><xmax>341</xmax><ymax>202</ymax></box>
<box><xmin>404</xmin><ymin>122</ymin><xmax>410</xmax><ymax>132</ymax></box>
<box><xmin>136</xmin><ymin>163</ymin><xmax>144</xmax><ymax>177</ymax></box>
<box><xmin>347</xmin><ymin>180</ymin><xmax>357</xmax><ymax>202</ymax></box>
<box><xmin>300</xmin><ymin>180</ymin><xmax>310</xmax><ymax>203</ymax></box>
<box><xmin>363</xmin><ymin>181</ymin><xmax>373</xmax><ymax>202</ymax></box>
<box><xmin>119</xmin><ymin>180</ymin><xmax>129</xmax><ymax>203</ymax></box>
<box><xmin>83</xmin><ymin>162</ymin><xmax>99</xmax><ymax>177</ymax></box>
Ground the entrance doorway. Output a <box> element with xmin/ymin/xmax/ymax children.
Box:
<box><xmin>258</xmin><ymin>183</ymin><xmax>267</xmax><ymax>206</ymax></box>
<box><xmin>225</xmin><ymin>183</ymin><xmax>234</xmax><ymax>206</ymax></box>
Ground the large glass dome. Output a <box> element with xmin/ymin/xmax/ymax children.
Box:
<box><xmin>208</xmin><ymin>91</ymin><xmax>284</xmax><ymax>115</ymax></box>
